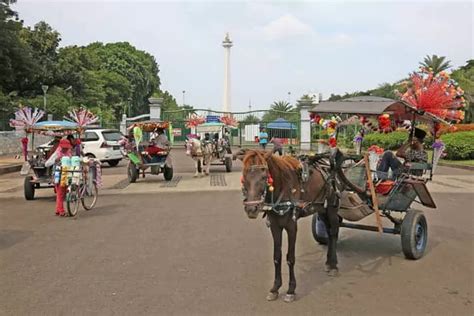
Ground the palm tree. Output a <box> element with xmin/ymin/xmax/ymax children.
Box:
<box><xmin>270</xmin><ymin>100</ymin><xmax>293</xmax><ymax>112</ymax></box>
<box><xmin>419</xmin><ymin>55</ymin><xmax>452</xmax><ymax>74</ymax></box>
<box><xmin>242</xmin><ymin>114</ymin><xmax>260</xmax><ymax>124</ymax></box>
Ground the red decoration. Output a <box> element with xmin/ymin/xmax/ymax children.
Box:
<box><xmin>310</xmin><ymin>113</ymin><xmax>321</xmax><ymax>124</ymax></box>
<box><xmin>21</xmin><ymin>137</ymin><xmax>28</xmax><ymax>161</ymax></box>
<box><xmin>328</xmin><ymin>136</ymin><xmax>337</xmax><ymax>148</ymax></box>
<box><xmin>267</xmin><ymin>174</ymin><xmax>274</xmax><ymax>185</ymax></box>
<box><xmin>220</xmin><ymin>115</ymin><xmax>238</xmax><ymax>127</ymax></box>
<box><xmin>400</xmin><ymin>69</ymin><xmax>466</xmax><ymax>122</ymax></box>
<box><xmin>378</xmin><ymin>114</ymin><xmax>393</xmax><ymax>133</ymax></box>
<box><xmin>185</xmin><ymin>114</ymin><xmax>206</xmax><ymax>128</ymax></box>
<box><xmin>368</xmin><ymin>145</ymin><xmax>384</xmax><ymax>155</ymax></box>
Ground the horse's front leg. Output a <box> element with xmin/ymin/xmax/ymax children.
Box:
<box><xmin>193</xmin><ymin>158</ymin><xmax>199</xmax><ymax>177</ymax></box>
<box><xmin>284</xmin><ymin>219</ymin><xmax>297</xmax><ymax>303</ymax></box>
<box><xmin>204</xmin><ymin>155</ymin><xmax>210</xmax><ymax>176</ymax></box>
<box><xmin>267</xmin><ymin>216</ymin><xmax>283</xmax><ymax>301</ymax></box>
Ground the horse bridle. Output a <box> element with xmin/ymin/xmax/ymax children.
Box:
<box><xmin>242</xmin><ymin>165</ymin><xmax>271</xmax><ymax>207</ymax></box>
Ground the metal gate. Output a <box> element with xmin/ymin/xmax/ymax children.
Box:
<box><xmin>162</xmin><ymin>109</ymin><xmax>300</xmax><ymax>149</ymax></box>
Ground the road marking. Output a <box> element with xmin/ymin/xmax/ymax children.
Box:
<box><xmin>160</xmin><ymin>176</ymin><xmax>182</xmax><ymax>188</ymax></box>
<box><xmin>210</xmin><ymin>174</ymin><xmax>227</xmax><ymax>186</ymax></box>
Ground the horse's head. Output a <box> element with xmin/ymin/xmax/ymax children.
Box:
<box><xmin>241</xmin><ymin>150</ymin><xmax>273</xmax><ymax>219</ymax></box>
<box><xmin>185</xmin><ymin>138</ymin><xmax>201</xmax><ymax>156</ymax></box>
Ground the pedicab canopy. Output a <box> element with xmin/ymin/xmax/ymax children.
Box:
<box><xmin>128</xmin><ymin>120</ymin><xmax>170</xmax><ymax>132</ymax></box>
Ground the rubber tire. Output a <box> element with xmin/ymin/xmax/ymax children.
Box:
<box><xmin>86</xmin><ymin>153</ymin><xmax>95</xmax><ymax>159</ymax></box>
<box><xmin>163</xmin><ymin>165</ymin><xmax>173</xmax><ymax>181</ymax></box>
<box><xmin>24</xmin><ymin>176</ymin><xmax>35</xmax><ymax>200</ymax></box>
<box><xmin>81</xmin><ymin>183</ymin><xmax>98</xmax><ymax>210</ymax></box>
<box><xmin>107</xmin><ymin>159</ymin><xmax>120</xmax><ymax>167</ymax></box>
<box><xmin>311</xmin><ymin>214</ymin><xmax>328</xmax><ymax>245</ymax></box>
<box><xmin>66</xmin><ymin>184</ymin><xmax>80</xmax><ymax>217</ymax></box>
<box><xmin>401</xmin><ymin>210</ymin><xmax>428</xmax><ymax>260</ymax></box>
<box><xmin>128</xmin><ymin>163</ymin><xmax>139</xmax><ymax>183</ymax></box>
<box><xmin>225</xmin><ymin>157</ymin><xmax>232</xmax><ymax>172</ymax></box>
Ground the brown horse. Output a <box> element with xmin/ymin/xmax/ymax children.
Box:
<box><xmin>240</xmin><ymin>149</ymin><xmax>341</xmax><ymax>302</ymax></box>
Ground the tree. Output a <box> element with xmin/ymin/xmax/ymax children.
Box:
<box><xmin>241</xmin><ymin>114</ymin><xmax>260</xmax><ymax>124</ymax></box>
<box><xmin>420</xmin><ymin>54</ymin><xmax>452</xmax><ymax>75</ymax></box>
<box><xmin>451</xmin><ymin>60</ymin><xmax>474</xmax><ymax>123</ymax></box>
<box><xmin>262</xmin><ymin>100</ymin><xmax>298</xmax><ymax>122</ymax></box>
<box><xmin>19</xmin><ymin>21</ymin><xmax>61</xmax><ymax>93</ymax></box>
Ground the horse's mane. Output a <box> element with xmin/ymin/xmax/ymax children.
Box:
<box><xmin>243</xmin><ymin>150</ymin><xmax>300</xmax><ymax>179</ymax></box>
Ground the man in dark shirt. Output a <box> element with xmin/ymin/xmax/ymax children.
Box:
<box><xmin>270</xmin><ymin>137</ymin><xmax>283</xmax><ymax>156</ymax></box>
<box><xmin>376</xmin><ymin>128</ymin><xmax>428</xmax><ymax>179</ymax></box>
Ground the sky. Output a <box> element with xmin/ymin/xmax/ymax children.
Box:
<box><xmin>12</xmin><ymin>0</ymin><xmax>474</xmax><ymax>112</ymax></box>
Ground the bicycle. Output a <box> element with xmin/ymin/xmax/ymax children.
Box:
<box><xmin>66</xmin><ymin>163</ymin><xmax>99</xmax><ymax>217</ymax></box>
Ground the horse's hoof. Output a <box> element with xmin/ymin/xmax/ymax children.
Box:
<box><xmin>193</xmin><ymin>174</ymin><xmax>198</xmax><ymax>178</ymax></box>
<box><xmin>284</xmin><ymin>294</ymin><xmax>295</xmax><ymax>303</ymax></box>
<box><xmin>266</xmin><ymin>292</ymin><xmax>279</xmax><ymax>301</ymax></box>
<box><xmin>327</xmin><ymin>268</ymin><xmax>339</xmax><ymax>277</ymax></box>
<box><xmin>324</xmin><ymin>264</ymin><xmax>330</xmax><ymax>272</ymax></box>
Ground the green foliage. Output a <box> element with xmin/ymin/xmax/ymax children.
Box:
<box><xmin>262</xmin><ymin>100</ymin><xmax>299</xmax><ymax>122</ymax></box>
<box><xmin>451</xmin><ymin>60</ymin><xmax>473</xmax><ymax>123</ymax></box>
<box><xmin>241</xmin><ymin>114</ymin><xmax>260</xmax><ymax>124</ymax></box>
<box><xmin>440</xmin><ymin>131</ymin><xmax>474</xmax><ymax>160</ymax></box>
<box><xmin>0</xmin><ymin>1</ymin><xmax>164</xmax><ymax>125</ymax></box>
<box><xmin>419</xmin><ymin>54</ymin><xmax>452</xmax><ymax>75</ymax></box>
<box><xmin>362</xmin><ymin>131</ymin><xmax>409</xmax><ymax>150</ymax></box>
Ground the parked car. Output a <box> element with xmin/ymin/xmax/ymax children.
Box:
<box><xmin>81</xmin><ymin>129</ymin><xmax>123</xmax><ymax>167</ymax></box>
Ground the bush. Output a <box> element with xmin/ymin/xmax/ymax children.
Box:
<box><xmin>440</xmin><ymin>131</ymin><xmax>474</xmax><ymax>160</ymax></box>
<box><xmin>362</xmin><ymin>131</ymin><xmax>408</xmax><ymax>150</ymax></box>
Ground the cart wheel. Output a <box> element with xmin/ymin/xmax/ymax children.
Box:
<box><xmin>128</xmin><ymin>163</ymin><xmax>139</xmax><ymax>183</ymax></box>
<box><xmin>225</xmin><ymin>157</ymin><xmax>232</xmax><ymax>172</ymax></box>
<box><xmin>311</xmin><ymin>214</ymin><xmax>328</xmax><ymax>245</ymax></box>
<box><xmin>401</xmin><ymin>210</ymin><xmax>428</xmax><ymax>260</ymax></box>
<box><xmin>163</xmin><ymin>165</ymin><xmax>173</xmax><ymax>181</ymax></box>
<box><xmin>24</xmin><ymin>176</ymin><xmax>35</xmax><ymax>200</ymax></box>
<box><xmin>66</xmin><ymin>184</ymin><xmax>80</xmax><ymax>217</ymax></box>
<box><xmin>81</xmin><ymin>183</ymin><xmax>98</xmax><ymax>210</ymax></box>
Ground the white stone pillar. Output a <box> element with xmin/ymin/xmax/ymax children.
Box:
<box><xmin>148</xmin><ymin>97</ymin><xmax>163</xmax><ymax>121</ymax></box>
<box><xmin>222</xmin><ymin>33</ymin><xmax>233</xmax><ymax>113</ymax></box>
<box><xmin>120</xmin><ymin>113</ymin><xmax>127</xmax><ymax>135</ymax></box>
<box><xmin>298</xmin><ymin>99</ymin><xmax>313</xmax><ymax>152</ymax></box>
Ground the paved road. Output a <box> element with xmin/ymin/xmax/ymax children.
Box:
<box><xmin>0</xmin><ymin>150</ymin><xmax>473</xmax><ymax>315</ymax></box>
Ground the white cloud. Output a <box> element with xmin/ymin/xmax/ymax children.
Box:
<box><xmin>261</xmin><ymin>14</ymin><xmax>313</xmax><ymax>41</ymax></box>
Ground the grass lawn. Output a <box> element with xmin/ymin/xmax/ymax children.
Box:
<box><xmin>439</xmin><ymin>159</ymin><xmax>474</xmax><ymax>167</ymax></box>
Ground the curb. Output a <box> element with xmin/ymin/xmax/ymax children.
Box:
<box><xmin>438</xmin><ymin>162</ymin><xmax>474</xmax><ymax>171</ymax></box>
<box><xmin>0</xmin><ymin>164</ymin><xmax>22</xmax><ymax>175</ymax></box>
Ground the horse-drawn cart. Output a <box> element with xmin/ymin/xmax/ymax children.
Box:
<box><xmin>308</xmin><ymin>98</ymin><xmax>450</xmax><ymax>259</ymax></box>
<box><xmin>124</xmin><ymin>120</ymin><xmax>174</xmax><ymax>183</ymax></box>
<box><xmin>195</xmin><ymin>122</ymin><xmax>233</xmax><ymax>172</ymax></box>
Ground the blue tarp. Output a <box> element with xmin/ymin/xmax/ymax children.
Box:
<box><xmin>267</xmin><ymin>118</ymin><xmax>296</xmax><ymax>130</ymax></box>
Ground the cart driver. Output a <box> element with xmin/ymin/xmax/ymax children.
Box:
<box><xmin>152</xmin><ymin>128</ymin><xmax>169</xmax><ymax>149</ymax></box>
<box><xmin>376</xmin><ymin>127</ymin><xmax>428</xmax><ymax>179</ymax></box>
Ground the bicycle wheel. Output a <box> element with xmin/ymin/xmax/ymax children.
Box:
<box><xmin>66</xmin><ymin>184</ymin><xmax>80</xmax><ymax>217</ymax></box>
<box><xmin>81</xmin><ymin>182</ymin><xmax>98</xmax><ymax>210</ymax></box>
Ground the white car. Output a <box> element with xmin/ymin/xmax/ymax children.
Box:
<box><xmin>81</xmin><ymin>129</ymin><xmax>123</xmax><ymax>167</ymax></box>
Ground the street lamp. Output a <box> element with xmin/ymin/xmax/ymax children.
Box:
<box><xmin>182</xmin><ymin>90</ymin><xmax>186</xmax><ymax>107</ymax></box>
<box><xmin>41</xmin><ymin>85</ymin><xmax>49</xmax><ymax>113</ymax></box>
<box><xmin>287</xmin><ymin>91</ymin><xmax>291</xmax><ymax>103</ymax></box>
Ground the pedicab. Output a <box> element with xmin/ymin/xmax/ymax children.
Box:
<box><xmin>195</xmin><ymin>122</ymin><xmax>233</xmax><ymax>172</ymax></box>
<box><xmin>124</xmin><ymin>120</ymin><xmax>174</xmax><ymax>183</ymax></box>
<box><xmin>307</xmin><ymin>94</ymin><xmax>463</xmax><ymax>259</ymax></box>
